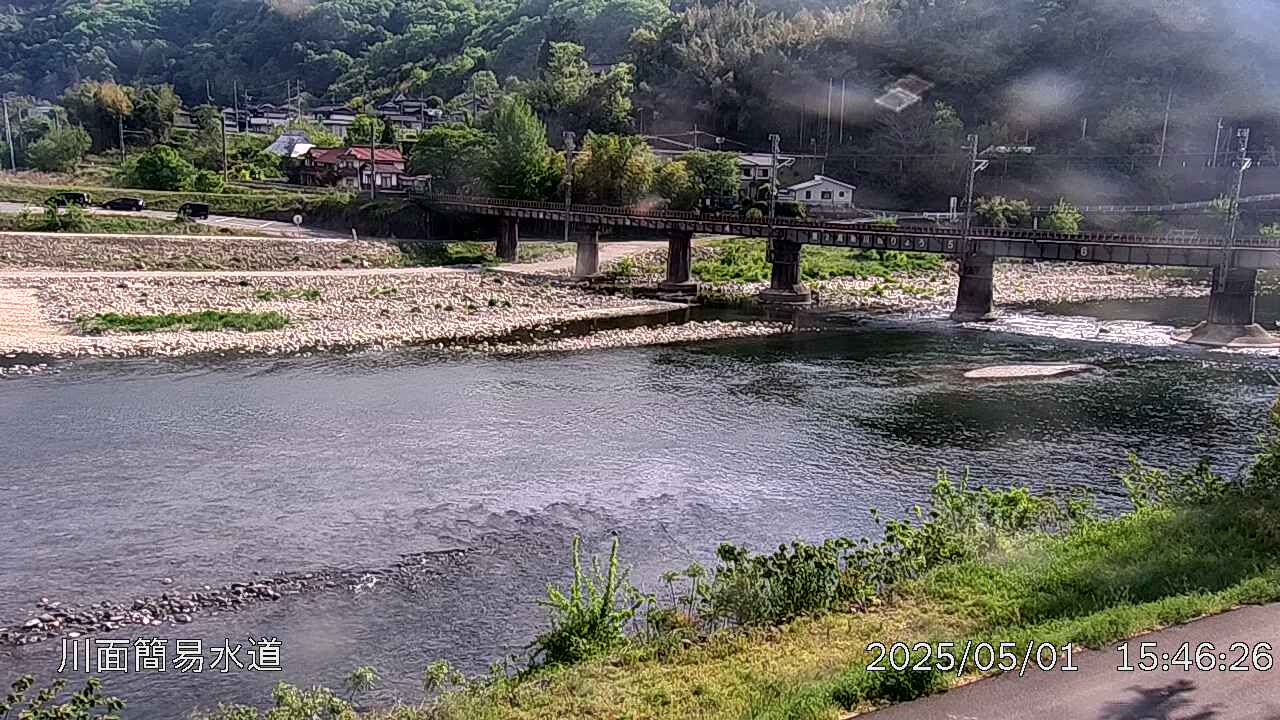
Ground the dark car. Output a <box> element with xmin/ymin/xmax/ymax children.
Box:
<box><xmin>49</xmin><ymin>192</ymin><xmax>92</xmax><ymax>207</ymax></box>
<box><xmin>102</xmin><ymin>197</ymin><xmax>145</xmax><ymax>212</ymax></box>
<box><xmin>177</xmin><ymin>202</ymin><xmax>210</xmax><ymax>220</ymax></box>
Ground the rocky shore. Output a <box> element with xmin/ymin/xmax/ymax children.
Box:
<box><xmin>0</xmin><ymin>268</ymin><xmax>721</xmax><ymax>360</ymax></box>
<box><xmin>468</xmin><ymin>319</ymin><xmax>795</xmax><ymax>355</ymax></box>
<box><xmin>0</xmin><ymin>231</ymin><xmax>415</xmax><ymax>271</ymax></box>
<box><xmin>0</xmin><ymin>549</ymin><xmax>467</xmax><ymax>647</ymax></box>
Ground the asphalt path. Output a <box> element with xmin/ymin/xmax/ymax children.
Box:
<box><xmin>865</xmin><ymin>604</ymin><xmax>1280</xmax><ymax>720</ymax></box>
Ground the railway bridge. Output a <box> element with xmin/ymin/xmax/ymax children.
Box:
<box><xmin>421</xmin><ymin>194</ymin><xmax>1280</xmax><ymax>347</ymax></box>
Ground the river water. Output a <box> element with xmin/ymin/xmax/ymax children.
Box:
<box><xmin>3</xmin><ymin>296</ymin><xmax>1280</xmax><ymax>717</ymax></box>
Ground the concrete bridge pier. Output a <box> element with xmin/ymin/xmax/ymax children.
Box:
<box><xmin>658</xmin><ymin>230</ymin><xmax>698</xmax><ymax>298</ymax></box>
<box><xmin>759</xmin><ymin>237</ymin><xmax>812</xmax><ymax>305</ymax></box>
<box><xmin>574</xmin><ymin>228</ymin><xmax>603</xmax><ymax>280</ymax></box>
<box><xmin>496</xmin><ymin>218</ymin><xmax>519</xmax><ymax>262</ymax></box>
<box><xmin>951</xmin><ymin>254</ymin><xmax>997</xmax><ymax>322</ymax></box>
<box><xmin>1176</xmin><ymin>267</ymin><xmax>1280</xmax><ymax>347</ymax></box>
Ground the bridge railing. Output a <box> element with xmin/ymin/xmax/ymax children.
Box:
<box><xmin>417</xmin><ymin>193</ymin><xmax>1280</xmax><ymax>249</ymax></box>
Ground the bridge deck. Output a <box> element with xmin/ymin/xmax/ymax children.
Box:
<box><xmin>421</xmin><ymin>194</ymin><xmax>1280</xmax><ymax>270</ymax></box>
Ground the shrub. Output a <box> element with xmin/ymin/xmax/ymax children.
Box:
<box><xmin>699</xmin><ymin>473</ymin><xmax>1089</xmax><ymax>628</ymax></box>
<box><xmin>531</xmin><ymin>536</ymin><xmax>648</xmax><ymax>667</ymax></box>
<box><xmin>974</xmin><ymin>195</ymin><xmax>1031</xmax><ymax>228</ymax></box>
<box><xmin>832</xmin><ymin>660</ymin><xmax>947</xmax><ymax>708</ymax></box>
<box><xmin>130</xmin><ymin>145</ymin><xmax>196</xmax><ymax>191</ymax></box>
<box><xmin>0</xmin><ymin>675</ymin><xmax>124</xmax><ymax>719</ymax></box>
<box><xmin>26</xmin><ymin>125</ymin><xmax>92</xmax><ymax>172</ymax></box>
<box><xmin>1042</xmin><ymin>198</ymin><xmax>1083</xmax><ymax>233</ymax></box>
<box><xmin>191</xmin><ymin>169</ymin><xmax>226</xmax><ymax>193</ymax></box>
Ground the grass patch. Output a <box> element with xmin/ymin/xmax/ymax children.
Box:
<box><xmin>396</xmin><ymin>242</ymin><xmax>497</xmax><ymax>267</ymax></box>
<box><xmin>693</xmin><ymin>237</ymin><xmax>943</xmax><ymax>283</ymax></box>
<box><xmin>253</xmin><ymin>287</ymin><xmax>322</xmax><ymax>302</ymax></box>
<box><xmin>76</xmin><ymin>310</ymin><xmax>288</xmax><ymax>334</ymax></box>
<box><xmin>0</xmin><ymin>180</ymin><xmax>348</xmax><ymax>219</ymax></box>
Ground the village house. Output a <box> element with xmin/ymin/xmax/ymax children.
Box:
<box><xmin>780</xmin><ymin>174</ymin><xmax>857</xmax><ymax>209</ymax></box>
<box><xmin>299</xmin><ymin>146</ymin><xmax>407</xmax><ymax>190</ymax></box>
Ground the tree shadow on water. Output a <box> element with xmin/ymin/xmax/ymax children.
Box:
<box><xmin>1098</xmin><ymin>680</ymin><xmax>1220</xmax><ymax>720</ymax></box>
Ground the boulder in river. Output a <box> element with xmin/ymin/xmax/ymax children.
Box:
<box><xmin>963</xmin><ymin>363</ymin><xmax>1101</xmax><ymax>380</ymax></box>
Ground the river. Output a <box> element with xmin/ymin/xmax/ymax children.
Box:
<box><xmin>3</xmin><ymin>297</ymin><xmax>1280</xmax><ymax>717</ymax></box>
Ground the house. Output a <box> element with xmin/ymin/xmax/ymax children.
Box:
<box><xmin>299</xmin><ymin>146</ymin><xmax>406</xmax><ymax>190</ymax></box>
<box><xmin>263</xmin><ymin>132</ymin><xmax>315</xmax><ymax>159</ymax></box>
<box><xmin>781</xmin><ymin>175</ymin><xmax>856</xmax><ymax>209</ymax></box>
<box><xmin>310</xmin><ymin>104</ymin><xmax>358</xmax><ymax>139</ymax></box>
<box><xmin>737</xmin><ymin>153</ymin><xmax>796</xmax><ymax>198</ymax></box>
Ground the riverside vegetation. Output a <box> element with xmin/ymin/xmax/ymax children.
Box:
<box><xmin>0</xmin><ymin>206</ymin><xmax>255</xmax><ymax>237</ymax></box>
<box><xmin>9</xmin><ymin>399</ymin><xmax>1280</xmax><ymax>719</ymax></box>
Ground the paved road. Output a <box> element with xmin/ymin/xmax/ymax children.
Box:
<box><xmin>0</xmin><ymin>201</ymin><xmax>346</xmax><ymax>239</ymax></box>
<box><xmin>865</xmin><ymin>604</ymin><xmax>1280</xmax><ymax>720</ymax></box>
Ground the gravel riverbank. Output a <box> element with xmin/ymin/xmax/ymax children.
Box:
<box><xmin>0</xmin><ymin>268</ymin><xmax>716</xmax><ymax>359</ymax></box>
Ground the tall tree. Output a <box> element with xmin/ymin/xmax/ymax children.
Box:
<box><xmin>409</xmin><ymin>125</ymin><xmax>493</xmax><ymax>193</ymax></box>
<box><xmin>571</xmin><ymin>133</ymin><xmax>655</xmax><ymax>205</ymax></box>
<box><xmin>483</xmin><ymin>96</ymin><xmax>562</xmax><ymax>200</ymax></box>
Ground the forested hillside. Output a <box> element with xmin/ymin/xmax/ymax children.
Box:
<box><xmin>3</xmin><ymin>0</ymin><xmax>1280</xmax><ymax>205</ymax></box>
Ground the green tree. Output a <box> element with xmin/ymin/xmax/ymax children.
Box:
<box><xmin>379</xmin><ymin>118</ymin><xmax>397</xmax><ymax>144</ymax></box>
<box><xmin>127</xmin><ymin>83</ymin><xmax>181</xmax><ymax>145</ymax></box>
<box><xmin>572</xmin><ymin>133</ymin><xmax>654</xmax><ymax>205</ymax></box>
<box><xmin>655</xmin><ymin>150</ymin><xmax>739</xmax><ymax>210</ymax></box>
<box><xmin>682</xmin><ymin>150</ymin><xmax>740</xmax><ymax>207</ymax></box>
<box><xmin>190</xmin><ymin>103</ymin><xmax>225</xmax><ymax>170</ymax></box>
<box><xmin>522</xmin><ymin>42</ymin><xmax>634</xmax><ymax>136</ymax></box>
<box><xmin>25</xmin><ymin>125</ymin><xmax>91</xmax><ymax>172</ymax></box>
<box><xmin>60</xmin><ymin>80</ymin><xmax>133</xmax><ymax>152</ymax></box>
<box><xmin>409</xmin><ymin>125</ymin><xmax>493</xmax><ymax>193</ymax></box>
<box><xmin>346</xmin><ymin>114</ymin><xmax>381</xmax><ymax>147</ymax></box>
<box><xmin>974</xmin><ymin>195</ymin><xmax>1032</xmax><ymax>228</ymax></box>
<box><xmin>483</xmin><ymin>96</ymin><xmax>562</xmax><ymax>200</ymax></box>
<box><xmin>1042</xmin><ymin>198</ymin><xmax>1083</xmax><ymax>233</ymax></box>
<box><xmin>654</xmin><ymin>159</ymin><xmax>697</xmax><ymax>210</ymax></box>
<box><xmin>131</xmin><ymin>145</ymin><xmax>196</xmax><ymax>191</ymax></box>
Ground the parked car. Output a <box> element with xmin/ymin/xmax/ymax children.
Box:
<box><xmin>49</xmin><ymin>192</ymin><xmax>92</xmax><ymax>207</ymax></box>
<box><xmin>177</xmin><ymin>202</ymin><xmax>209</xmax><ymax>219</ymax></box>
<box><xmin>102</xmin><ymin>197</ymin><xmax>145</xmax><ymax>211</ymax></box>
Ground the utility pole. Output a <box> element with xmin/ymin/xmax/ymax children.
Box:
<box><xmin>1220</xmin><ymin>127</ymin><xmax>1251</xmax><ymax>290</ymax></box>
<box><xmin>1228</xmin><ymin>127</ymin><xmax>1251</xmax><ymax>246</ymax></box>
<box><xmin>1157</xmin><ymin>87</ymin><xmax>1173</xmax><ymax>168</ymax></box>
<box><xmin>2</xmin><ymin>96</ymin><xmax>15</xmax><ymax>173</ymax></box>
<box><xmin>220</xmin><ymin>107</ymin><xmax>229</xmax><ymax>183</ymax></box>
<box><xmin>768</xmin><ymin>133</ymin><xmax>780</xmax><ymax>225</ymax></box>
<box><xmin>838</xmin><ymin>79</ymin><xmax>846</xmax><ymax>146</ymax></box>
<box><xmin>960</xmin><ymin>134</ymin><xmax>984</xmax><ymax>255</ymax></box>
<box><xmin>364</xmin><ymin>78</ymin><xmax>376</xmax><ymax>198</ymax></box>
<box><xmin>232</xmin><ymin>79</ymin><xmax>239</xmax><ymax>133</ymax></box>
<box><xmin>562</xmin><ymin>131</ymin><xmax>576</xmax><ymax>243</ymax></box>
<box><xmin>1211</xmin><ymin>118</ymin><xmax>1224</xmax><ymax>168</ymax></box>
<box><xmin>118</xmin><ymin>114</ymin><xmax>126</xmax><ymax>164</ymax></box>
<box><xmin>825</xmin><ymin>78</ymin><xmax>833</xmax><ymax>153</ymax></box>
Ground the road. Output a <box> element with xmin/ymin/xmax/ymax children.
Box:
<box><xmin>864</xmin><ymin>604</ymin><xmax>1280</xmax><ymax>720</ymax></box>
<box><xmin>0</xmin><ymin>201</ymin><xmax>347</xmax><ymax>239</ymax></box>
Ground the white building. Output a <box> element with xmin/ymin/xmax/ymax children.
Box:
<box><xmin>782</xmin><ymin>175</ymin><xmax>856</xmax><ymax>209</ymax></box>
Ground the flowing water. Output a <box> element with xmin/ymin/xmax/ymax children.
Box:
<box><xmin>3</xmin><ymin>295</ymin><xmax>1280</xmax><ymax>717</ymax></box>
